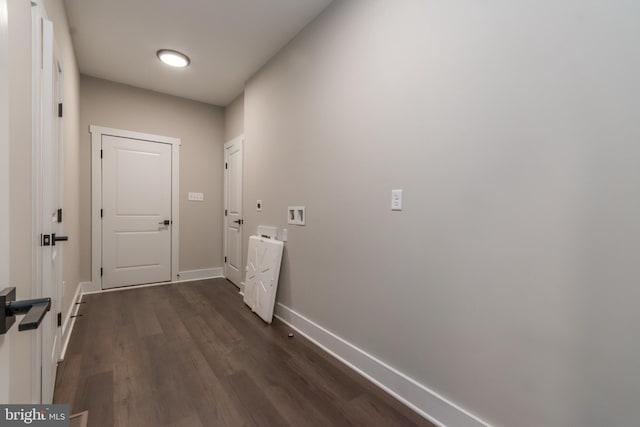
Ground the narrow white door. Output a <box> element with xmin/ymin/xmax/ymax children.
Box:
<box><xmin>0</xmin><ymin>0</ymin><xmax>10</xmax><ymax>403</ymax></box>
<box><xmin>224</xmin><ymin>137</ymin><xmax>243</xmax><ymax>287</ymax></box>
<box><xmin>102</xmin><ymin>136</ymin><xmax>172</xmax><ymax>289</ymax></box>
<box><xmin>39</xmin><ymin>16</ymin><xmax>63</xmax><ymax>404</ymax></box>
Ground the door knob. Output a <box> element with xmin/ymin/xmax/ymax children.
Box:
<box><xmin>158</xmin><ymin>220</ymin><xmax>171</xmax><ymax>225</ymax></box>
<box><xmin>52</xmin><ymin>233</ymin><xmax>68</xmax><ymax>246</ymax></box>
<box><xmin>233</xmin><ymin>219</ymin><xmax>244</xmax><ymax>225</ymax></box>
<box><xmin>1</xmin><ymin>287</ymin><xmax>51</xmax><ymax>334</ymax></box>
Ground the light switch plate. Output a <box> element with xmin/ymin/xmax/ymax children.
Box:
<box><xmin>188</xmin><ymin>192</ymin><xmax>204</xmax><ymax>201</ymax></box>
<box><xmin>391</xmin><ymin>189</ymin><xmax>403</xmax><ymax>211</ymax></box>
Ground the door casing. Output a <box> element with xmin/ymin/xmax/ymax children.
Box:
<box><xmin>89</xmin><ymin>126</ymin><xmax>181</xmax><ymax>291</ymax></box>
<box><xmin>0</xmin><ymin>0</ymin><xmax>10</xmax><ymax>403</ymax></box>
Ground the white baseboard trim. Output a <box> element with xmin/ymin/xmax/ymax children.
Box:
<box><xmin>80</xmin><ymin>270</ymin><xmax>226</xmax><ymax>296</ymax></box>
<box><xmin>81</xmin><ymin>281</ymin><xmax>101</xmax><ymax>294</ymax></box>
<box><xmin>178</xmin><ymin>267</ymin><xmax>224</xmax><ymax>281</ymax></box>
<box><xmin>239</xmin><ymin>281</ymin><xmax>245</xmax><ymax>295</ymax></box>
<box><xmin>59</xmin><ymin>281</ymin><xmax>88</xmax><ymax>361</ymax></box>
<box><xmin>274</xmin><ymin>303</ymin><xmax>491</xmax><ymax>427</ymax></box>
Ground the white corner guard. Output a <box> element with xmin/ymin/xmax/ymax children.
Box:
<box><xmin>274</xmin><ymin>303</ymin><xmax>491</xmax><ymax>427</ymax></box>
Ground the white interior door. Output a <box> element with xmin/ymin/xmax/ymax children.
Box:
<box><xmin>224</xmin><ymin>137</ymin><xmax>243</xmax><ymax>287</ymax></box>
<box><xmin>33</xmin><ymin>10</ymin><xmax>63</xmax><ymax>403</ymax></box>
<box><xmin>38</xmin><ymin>14</ymin><xmax>63</xmax><ymax>403</ymax></box>
<box><xmin>102</xmin><ymin>135</ymin><xmax>172</xmax><ymax>289</ymax></box>
<box><xmin>0</xmin><ymin>0</ymin><xmax>10</xmax><ymax>403</ymax></box>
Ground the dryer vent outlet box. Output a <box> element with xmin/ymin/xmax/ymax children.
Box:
<box><xmin>287</xmin><ymin>206</ymin><xmax>305</xmax><ymax>225</ymax></box>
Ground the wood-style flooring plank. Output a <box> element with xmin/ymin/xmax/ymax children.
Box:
<box><xmin>54</xmin><ymin>279</ymin><xmax>434</xmax><ymax>427</ymax></box>
<box><xmin>221</xmin><ymin>371</ymin><xmax>291</xmax><ymax>427</ymax></box>
<box><xmin>52</xmin><ymin>353</ymin><xmax>82</xmax><ymax>408</ymax></box>
<box><xmin>73</xmin><ymin>371</ymin><xmax>114</xmax><ymax>427</ymax></box>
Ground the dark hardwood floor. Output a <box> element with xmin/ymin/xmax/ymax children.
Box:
<box><xmin>54</xmin><ymin>278</ymin><xmax>433</xmax><ymax>427</ymax></box>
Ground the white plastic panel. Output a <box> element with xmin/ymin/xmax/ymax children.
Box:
<box><xmin>243</xmin><ymin>235</ymin><xmax>284</xmax><ymax>323</ymax></box>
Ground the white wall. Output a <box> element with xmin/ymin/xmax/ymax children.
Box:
<box><xmin>243</xmin><ymin>1</ymin><xmax>640</xmax><ymax>426</ymax></box>
<box><xmin>224</xmin><ymin>93</ymin><xmax>244</xmax><ymax>141</ymax></box>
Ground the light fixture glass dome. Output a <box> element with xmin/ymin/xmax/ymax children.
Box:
<box><xmin>157</xmin><ymin>49</ymin><xmax>190</xmax><ymax>68</ymax></box>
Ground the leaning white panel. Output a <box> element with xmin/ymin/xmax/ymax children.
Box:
<box><xmin>243</xmin><ymin>236</ymin><xmax>284</xmax><ymax>323</ymax></box>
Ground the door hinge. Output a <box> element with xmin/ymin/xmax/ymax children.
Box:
<box><xmin>57</xmin><ymin>208</ymin><xmax>63</xmax><ymax>223</ymax></box>
<box><xmin>224</xmin><ymin>209</ymin><xmax>227</xmax><ymax>216</ymax></box>
<box><xmin>100</xmin><ymin>149</ymin><xmax>103</xmax><ymax>159</ymax></box>
<box><xmin>100</xmin><ymin>208</ymin><xmax>103</xmax><ymax>218</ymax></box>
<box><xmin>225</xmin><ymin>162</ymin><xmax>228</xmax><ymax>170</ymax></box>
<box><xmin>224</xmin><ymin>256</ymin><xmax>227</xmax><ymax>263</ymax></box>
<box><xmin>57</xmin><ymin>312</ymin><xmax>62</xmax><ymax>327</ymax></box>
<box><xmin>58</xmin><ymin>103</ymin><xmax>63</xmax><ymax>118</ymax></box>
<box><xmin>100</xmin><ymin>267</ymin><xmax>103</xmax><ymax>277</ymax></box>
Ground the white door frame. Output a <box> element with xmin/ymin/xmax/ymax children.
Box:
<box><xmin>30</xmin><ymin>1</ymin><xmax>44</xmax><ymax>403</ymax></box>
<box><xmin>0</xmin><ymin>0</ymin><xmax>10</xmax><ymax>403</ymax></box>
<box><xmin>90</xmin><ymin>126</ymin><xmax>180</xmax><ymax>290</ymax></box>
<box><xmin>223</xmin><ymin>135</ymin><xmax>243</xmax><ymax>288</ymax></box>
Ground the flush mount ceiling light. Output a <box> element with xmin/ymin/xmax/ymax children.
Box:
<box><xmin>156</xmin><ymin>49</ymin><xmax>190</xmax><ymax>68</ymax></box>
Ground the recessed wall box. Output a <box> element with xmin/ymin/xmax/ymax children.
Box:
<box><xmin>287</xmin><ymin>206</ymin><xmax>305</xmax><ymax>225</ymax></box>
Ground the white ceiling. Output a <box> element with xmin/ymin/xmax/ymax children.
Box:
<box><xmin>63</xmin><ymin>0</ymin><xmax>333</xmax><ymax>106</ymax></box>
